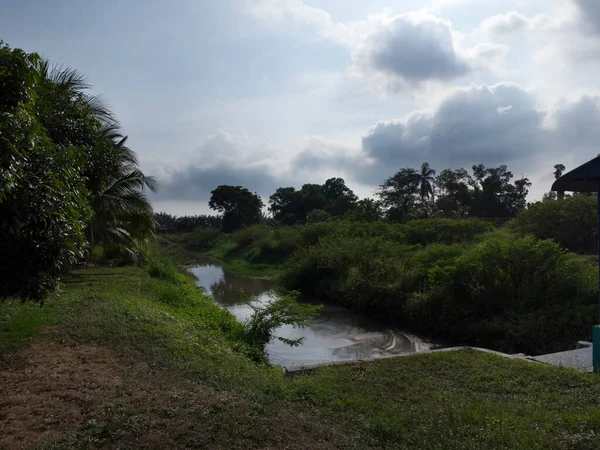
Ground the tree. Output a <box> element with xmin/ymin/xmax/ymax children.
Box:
<box><xmin>154</xmin><ymin>213</ymin><xmax>222</xmax><ymax>234</ymax></box>
<box><xmin>0</xmin><ymin>42</ymin><xmax>158</xmax><ymax>300</ymax></box>
<box><xmin>322</xmin><ymin>177</ymin><xmax>358</xmax><ymax>216</ymax></box>
<box><xmin>376</xmin><ymin>168</ymin><xmax>420</xmax><ymax>221</ymax></box>
<box><xmin>90</xmin><ymin>169</ymin><xmax>157</xmax><ymax>262</ymax></box>
<box><xmin>346</xmin><ymin>198</ymin><xmax>383</xmax><ymax>222</ymax></box>
<box><xmin>435</xmin><ymin>168</ymin><xmax>473</xmax><ymax>217</ymax></box>
<box><xmin>418</xmin><ymin>162</ymin><xmax>436</xmax><ymax>202</ymax></box>
<box><xmin>554</xmin><ymin>164</ymin><xmax>566</xmax><ymax>199</ymax></box>
<box><xmin>209</xmin><ymin>185</ymin><xmax>264</xmax><ymax>232</ymax></box>
<box><xmin>269</xmin><ymin>187</ymin><xmax>302</xmax><ymax>223</ymax></box>
<box><xmin>0</xmin><ymin>44</ymin><xmax>90</xmax><ymax>300</ymax></box>
<box><xmin>269</xmin><ymin>178</ymin><xmax>358</xmax><ymax>224</ymax></box>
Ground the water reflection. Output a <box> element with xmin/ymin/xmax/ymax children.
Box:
<box><xmin>188</xmin><ymin>259</ymin><xmax>433</xmax><ymax>367</ymax></box>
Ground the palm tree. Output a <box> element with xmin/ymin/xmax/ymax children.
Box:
<box><xmin>38</xmin><ymin>61</ymin><xmax>157</xmax><ymax>261</ymax></box>
<box><xmin>554</xmin><ymin>164</ymin><xmax>566</xmax><ymax>199</ymax></box>
<box><xmin>89</xmin><ymin>132</ymin><xmax>157</xmax><ymax>262</ymax></box>
<box><xmin>418</xmin><ymin>162</ymin><xmax>436</xmax><ymax>203</ymax></box>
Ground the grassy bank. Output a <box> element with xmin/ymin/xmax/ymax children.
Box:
<box><xmin>172</xmin><ymin>219</ymin><xmax>598</xmax><ymax>355</ymax></box>
<box><xmin>3</xmin><ymin>257</ymin><xmax>600</xmax><ymax>448</ymax></box>
<box><xmin>159</xmin><ymin>233</ymin><xmax>281</xmax><ymax>278</ymax></box>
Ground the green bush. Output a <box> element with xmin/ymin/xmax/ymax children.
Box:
<box><xmin>146</xmin><ymin>257</ymin><xmax>180</xmax><ymax>283</ymax></box>
<box><xmin>231</xmin><ymin>224</ymin><xmax>272</xmax><ymax>247</ymax></box>
<box><xmin>510</xmin><ymin>195</ymin><xmax>597</xmax><ymax>253</ymax></box>
<box><xmin>282</xmin><ymin>228</ymin><xmax>597</xmax><ymax>354</ymax></box>
<box><xmin>407</xmin><ymin>233</ymin><xmax>597</xmax><ymax>354</ymax></box>
<box><xmin>240</xmin><ymin>290</ymin><xmax>321</xmax><ymax>353</ymax></box>
<box><xmin>390</xmin><ymin>219</ymin><xmax>494</xmax><ymax>245</ymax></box>
<box><xmin>282</xmin><ymin>235</ymin><xmax>418</xmax><ymax>318</ymax></box>
<box><xmin>189</xmin><ymin>227</ymin><xmax>222</xmax><ymax>250</ymax></box>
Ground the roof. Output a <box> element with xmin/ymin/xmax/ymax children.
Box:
<box><xmin>552</xmin><ymin>155</ymin><xmax>600</xmax><ymax>193</ymax></box>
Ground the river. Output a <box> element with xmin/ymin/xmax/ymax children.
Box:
<box><xmin>188</xmin><ymin>259</ymin><xmax>434</xmax><ymax>367</ymax></box>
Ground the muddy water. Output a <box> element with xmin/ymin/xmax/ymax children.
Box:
<box><xmin>188</xmin><ymin>259</ymin><xmax>434</xmax><ymax>367</ymax></box>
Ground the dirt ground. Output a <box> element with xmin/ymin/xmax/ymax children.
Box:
<box><xmin>0</xmin><ymin>337</ymin><xmax>351</xmax><ymax>450</ymax></box>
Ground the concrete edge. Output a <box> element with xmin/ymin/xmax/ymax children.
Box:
<box><xmin>284</xmin><ymin>346</ymin><xmax>524</xmax><ymax>378</ymax></box>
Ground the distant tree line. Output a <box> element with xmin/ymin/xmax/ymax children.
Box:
<box><xmin>203</xmin><ymin>162</ymin><xmax>533</xmax><ymax>232</ymax></box>
<box><xmin>155</xmin><ymin>213</ymin><xmax>222</xmax><ymax>234</ymax></box>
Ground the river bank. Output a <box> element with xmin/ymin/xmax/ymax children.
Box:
<box><xmin>162</xmin><ymin>220</ymin><xmax>598</xmax><ymax>356</ymax></box>
<box><xmin>3</xmin><ymin>256</ymin><xmax>600</xmax><ymax>449</ymax></box>
<box><xmin>189</xmin><ymin>257</ymin><xmax>434</xmax><ymax>366</ymax></box>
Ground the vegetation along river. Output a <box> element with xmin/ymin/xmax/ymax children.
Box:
<box><xmin>189</xmin><ymin>259</ymin><xmax>434</xmax><ymax>367</ymax></box>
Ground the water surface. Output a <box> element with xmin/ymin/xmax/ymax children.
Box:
<box><xmin>189</xmin><ymin>259</ymin><xmax>433</xmax><ymax>367</ymax></box>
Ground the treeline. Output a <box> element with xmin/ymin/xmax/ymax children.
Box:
<box><xmin>155</xmin><ymin>212</ymin><xmax>222</xmax><ymax>234</ymax></box>
<box><xmin>203</xmin><ymin>162</ymin><xmax>532</xmax><ymax>233</ymax></box>
<box><xmin>1</xmin><ymin>43</ymin><xmax>155</xmax><ymax>300</ymax></box>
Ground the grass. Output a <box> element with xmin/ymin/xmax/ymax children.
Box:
<box><xmin>203</xmin><ymin>238</ymin><xmax>281</xmax><ymax>278</ymax></box>
<box><xmin>3</xmin><ymin>257</ymin><xmax>600</xmax><ymax>448</ymax></box>
<box><xmin>159</xmin><ymin>233</ymin><xmax>281</xmax><ymax>278</ymax></box>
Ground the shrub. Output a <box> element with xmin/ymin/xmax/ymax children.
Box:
<box><xmin>147</xmin><ymin>257</ymin><xmax>180</xmax><ymax>283</ymax></box>
<box><xmin>282</xmin><ymin>235</ymin><xmax>418</xmax><ymax>319</ymax></box>
<box><xmin>240</xmin><ymin>290</ymin><xmax>321</xmax><ymax>353</ymax></box>
<box><xmin>231</xmin><ymin>224</ymin><xmax>272</xmax><ymax>247</ymax></box>
<box><xmin>510</xmin><ymin>195</ymin><xmax>597</xmax><ymax>253</ymax></box>
<box><xmin>307</xmin><ymin>209</ymin><xmax>331</xmax><ymax>223</ymax></box>
<box><xmin>407</xmin><ymin>233</ymin><xmax>597</xmax><ymax>354</ymax></box>
<box><xmin>189</xmin><ymin>227</ymin><xmax>222</xmax><ymax>250</ymax></box>
<box><xmin>282</xmin><ymin>226</ymin><xmax>597</xmax><ymax>355</ymax></box>
<box><xmin>390</xmin><ymin>219</ymin><xmax>494</xmax><ymax>245</ymax></box>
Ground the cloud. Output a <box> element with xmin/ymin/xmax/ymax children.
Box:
<box><xmin>153</xmin><ymin>87</ymin><xmax>600</xmax><ymax>212</ymax></box>
<box><xmin>152</xmin><ymin>132</ymin><xmax>284</xmax><ymax>204</ymax></box>
<box><xmin>357</xmin><ymin>84</ymin><xmax>600</xmax><ymax>183</ymax></box>
<box><xmin>574</xmin><ymin>0</ymin><xmax>600</xmax><ymax>34</ymax></box>
<box><xmin>151</xmin><ymin>133</ymin><xmax>366</xmax><ymax>210</ymax></box>
<box><xmin>248</xmin><ymin>2</ymin><xmax>506</xmax><ymax>90</ymax></box>
<box><xmin>479</xmin><ymin>9</ymin><xmax>566</xmax><ymax>36</ymax></box>
<box><xmin>245</xmin><ymin>0</ymin><xmax>352</xmax><ymax>44</ymax></box>
<box><xmin>350</xmin><ymin>12</ymin><xmax>470</xmax><ymax>88</ymax></box>
<box><xmin>480</xmin><ymin>11</ymin><xmax>530</xmax><ymax>35</ymax></box>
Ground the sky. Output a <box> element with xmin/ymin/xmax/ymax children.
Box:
<box><xmin>3</xmin><ymin>0</ymin><xmax>600</xmax><ymax>215</ymax></box>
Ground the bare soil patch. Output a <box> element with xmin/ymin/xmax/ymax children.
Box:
<box><xmin>0</xmin><ymin>340</ymin><xmax>351</xmax><ymax>450</ymax></box>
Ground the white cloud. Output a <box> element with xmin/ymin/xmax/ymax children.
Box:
<box><xmin>480</xmin><ymin>10</ymin><xmax>564</xmax><ymax>35</ymax></box>
<box><xmin>481</xmin><ymin>11</ymin><xmax>530</xmax><ymax>35</ymax></box>
<box><xmin>247</xmin><ymin>1</ymin><xmax>509</xmax><ymax>91</ymax></box>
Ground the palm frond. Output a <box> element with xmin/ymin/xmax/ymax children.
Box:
<box><xmin>41</xmin><ymin>60</ymin><xmax>90</xmax><ymax>91</ymax></box>
<box><xmin>85</xmin><ymin>94</ymin><xmax>116</xmax><ymax>124</ymax></box>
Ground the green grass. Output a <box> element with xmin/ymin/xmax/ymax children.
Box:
<box><xmin>0</xmin><ymin>294</ymin><xmax>71</xmax><ymax>353</ymax></box>
<box><xmin>203</xmin><ymin>238</ymin><xmax>281</xmax><ymax>278</ymax></box>
<box><xmin>3</xmin><ymin>258</ymin><xmax>600</xmax><ymax>448</ymax></box>
<box><xmin>159</xmin><ymin>233</ymin><xmax>281</xmax><ymax>278</ymax></box>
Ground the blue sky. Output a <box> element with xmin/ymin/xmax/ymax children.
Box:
<box><xmin>3</xmin><ymin>0</ymin><xmax>600</xmax><ymax>214</ymax></box>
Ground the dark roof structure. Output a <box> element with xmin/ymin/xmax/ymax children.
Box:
<box><xmin>552</xmin><ymin>155</ymin><xmax>600</xmax><ymax>193</ymax></box>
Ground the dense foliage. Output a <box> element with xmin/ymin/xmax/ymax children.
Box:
<box><xmin>209</xmin><ymin>185</ymin><xmax>263</xmax><ymax>232</ymax></box>
<box><xmin>379</xmin><ymin>163</ymin><xmax>531</xmax><ymax>221</ymax></box>
<box><xmin>185</xmin><ymin>215</ymin><xmax>597</xmax><ymax>355</ymax></box>
<box><xmin>280</xmin><ymin>225</ymin><xmax>597</xmax><ymax>354</ymax></box>
<box><xmin>0</xmin><ymin>43</ymin><xmax>155</xmax><ymax>300</ymax></box>
<box><xmin>510</xmin><ymin>194</ymin><xmax>597</xmax><ymax>253</ymax></box>
<box><xmin>269</xmin><ymin>177</ymin><xmax>358</xmax><ymax>224</ymax></box>
<box><xmin>155</xmin><ymin>212</ymin><xmax>222</xmax><ymax>234</ymax></box>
